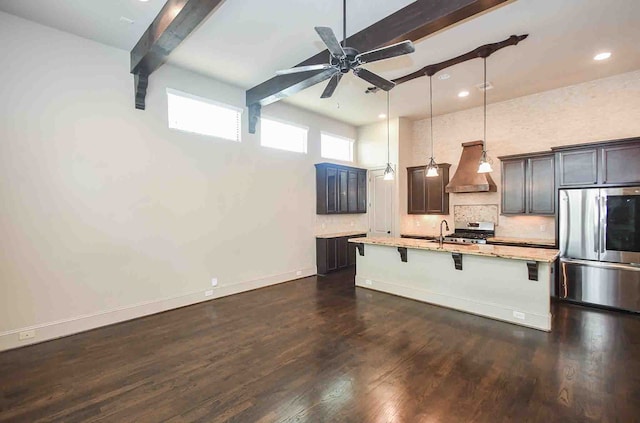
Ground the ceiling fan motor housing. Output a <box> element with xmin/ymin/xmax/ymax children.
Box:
<box><xmin>331</xmin><ymin>47</ymin><xmax>360</xmax><ymax>73</ymax></box>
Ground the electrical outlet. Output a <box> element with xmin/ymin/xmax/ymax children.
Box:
<box><xmin>19</xmin><ymin>330</ymin><xmax>35</xmax><ymax>341</ymax></box>
<box><xmin>296</xmin><ymin>270</ymin><xmax>302</xmax><ymax>276</ymax></box>
<box><xmin>365</xmin><ymin>279</ymin><xmax>373</xmax><ymax>286</ymax></box>
<box><xmin>513</xmin><ymin>311</ymin><xmax>526</xmax><ymax>320</ymax></box>
<box><xmin>350</xmin><ymin>221</ymin><xmax>355</xmax><ymax>227</ymax></box>
<box><xmin>205</xmin><ymin>290</ymin><xmax>214</xmax><ymax>297</ymax></box>
<box><xmin>211</xmin><ymin>278</ymin><xmax>218</xmax><ymax>287</ymax></box>
<box><xmin>540</xmin><ymin>225</ymin><xmax>547</xmax><ymax>232</ymax></box>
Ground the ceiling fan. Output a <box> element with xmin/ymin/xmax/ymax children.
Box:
<box><xmin>275</xmin><ymin>0</ymin><xmax>415</xmax><ymax>99</ymax></box>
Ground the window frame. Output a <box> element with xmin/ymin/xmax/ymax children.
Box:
<box><xmin>166</xmin><ymin>88</ymin><xmax>243</xmax><ymax>142</ymax></box>
<box><xmin>259</xmin><ymin>115</ymin><xmax>309</xmax><ymax>154</ymax></box>
<box><xmin>320</xmin><ymin>131</ymin><xmax>355</xmax><ymax>162</ymax></box>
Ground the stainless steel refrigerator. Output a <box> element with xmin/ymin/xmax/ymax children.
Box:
<box><xmin>559</xmin><ymin>187</ymin><xmax>640</xmax><ymax>312</ymax></box>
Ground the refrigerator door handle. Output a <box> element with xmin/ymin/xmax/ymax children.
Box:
<box><xmin>559</xmin><ymin>190</ymin><xmax>569</xmax><ymax>256</ymax></box>
<box><xmin>594</xmin><ymin>196</ymin><xmax>600</xmax><ymax>253</ymax></box>
<box><xmin>600</xmin><ymin>195</ymin><xmax>607</xmax><ymax>254</ymax></box>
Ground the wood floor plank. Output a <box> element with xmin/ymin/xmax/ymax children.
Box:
<box><xmin>1</xmin><ymin>268</ymin><xmax>639</xmax><ymax>422</ymax></box>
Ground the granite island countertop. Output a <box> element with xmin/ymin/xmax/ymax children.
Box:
<box><xmin>486</xmin><ymin>236</ymin><xmax>556</xmax><ymax>247</ymax></box>
<box><xmin>349</xmin><ymin>237</ymin><xmax>559</xmax><ymax>263</ymax></box>
<box><xmin>316</xmin><ymin>231</ymin><xmax>367</xmax><ymax>239</ymax></box>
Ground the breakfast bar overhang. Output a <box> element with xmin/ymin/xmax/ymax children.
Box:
<box><xmin>349</xmin><ymin>237</ymin><xmax>560</xmax><ymax>331</ymax></box>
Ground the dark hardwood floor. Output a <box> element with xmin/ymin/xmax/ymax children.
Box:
<box><xmin>1</xmin><ymin>268</ymin><xmax>639</xmax><ymax>422</ymax></box>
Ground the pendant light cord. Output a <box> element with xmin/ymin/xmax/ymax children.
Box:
<box><xmin>483</xmin><ymin>57</ymin><xmax>487</xmax><ymax>152</ymax></box>
<box><xmin>429</xmin><ymin>75</ymin><xmax>434</xmax><ymax>158</ymax></box>
<box><xmin>387</xmin><ymin>91</ymin><xmax>390</xmax><ymax>163</ymax></box>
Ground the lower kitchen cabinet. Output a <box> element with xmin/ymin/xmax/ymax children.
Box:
<box><xmin>316</xmin><ymin>233</ymin><xmax>366</xmax><ymax>275</ymax></box>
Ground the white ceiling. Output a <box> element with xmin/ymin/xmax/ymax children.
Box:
<box><xmin>1</xmin><ymin>0</ymin><xmax>639</xmax><ymax>127</ymax></box>
<box><xmin>0</xmin><ymin>0</ymin><xmax>166</xmax><ymax>50</ymax></box>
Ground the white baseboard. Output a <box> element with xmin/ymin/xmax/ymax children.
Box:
<box><xmin>0</xmin><ymin>267</ymin><xmax>316</xmax><ymax>352</ymax></box>
<box><xmin>355</xmin><ymin>275</ymin><xmax>551</xmax><ymax>332</ymax></box>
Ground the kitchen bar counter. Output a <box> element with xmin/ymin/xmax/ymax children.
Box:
<box><xmin>486</xmin><ymin>236</ymin><xmax>556</xmax><ymax>248</ymax></box>
<box><xmin>315</xmin><ymin>231</ymin><xmax>367</xmax><ymax>239</ymax></box>
<box><xmin>348</xmin><ymin>237</ymin><xmax>556</xmax><ymax>331</ymax></box>
<box><xmin>400</xmin><ymin>233</ymin><xmax>556</xmax><ymax>248</ymax></box>
<box><xmin>351</xmin><ymin>237</ymin><xmax>559</xmax><ymax>263</ymax></box>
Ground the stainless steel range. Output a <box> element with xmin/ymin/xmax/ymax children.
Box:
<box><xmin>444</xmin><ymin>222</ymin><xmax>495</xmax><ymax>245</ymax></box>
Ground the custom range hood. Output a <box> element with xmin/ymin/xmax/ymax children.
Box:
<box><xmin>445</xmin><ymin>141</ymin><xmax>497</xmax><ymax>193</ymax></box>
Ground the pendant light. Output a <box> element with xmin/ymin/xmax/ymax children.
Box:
<box><xmin>425</xmin><ymin>75</ymin><xmax>439</xmax><ymax>177</ymax></box>
<box><xmin>478</xmin><ymin>56</ymin><xmax>493</xmax><ymax>173</ymax></box>
<box><xmin>383</xmin><ymin>91</ymin><xmax>395</xmax><ymax>181</ymax></box>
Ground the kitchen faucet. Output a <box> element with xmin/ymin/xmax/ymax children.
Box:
<box><xmin>439</xmin><ymin>220</ymin><xmax>450</xmax><ymax>248</ymax></box>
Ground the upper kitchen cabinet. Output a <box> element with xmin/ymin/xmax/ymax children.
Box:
<box><xmin>316</xmin><ymin>163</ymin><xmax>367</xmax><ymax>214</ymax></box>
<box><xmin>407</xmin><ymin>164</ymin><xmax>451</xmax><ymax>215</ymax></box>
<box><xmin>499</xmin><ymin>152</ymin><xmax>555</xmax><ymax>215</ymax></box>
<box><xmin>553</xmin><ymin>137</ymin><xmax>640</xmax><ymax>188</ymax></box>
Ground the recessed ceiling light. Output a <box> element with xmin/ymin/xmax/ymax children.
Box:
<box><xmin>139</xmin><ymin>0</ymin><xmax>150</xmax><ymax>2</ymax></box>
<box><xmin>119</xmin><ymin>16</ymin><xmax>135</xmax><ymax>24</ymax></box>
<box><xmin>476</xmin><ymin>81</ymin><xmax>494</xmax><ymax>92</ymax></box>
<box><xmin>458</xmin><ymin>90</ymin><xmax>470</xmax><ymax>98</ymax></box>
<box><xmin>378</xmin><ymin>113</ymin><xmax>387</xmax><ymax>119</ymax></box>
<box><xmin>438</xmin><ymin>73</ymin><xmax>450</xmax><ymax>80</ymax></box>
<box><xmin>593</xmin><ymin>52</ymin><xmax>611</xmax><ymax>61</ymax></box>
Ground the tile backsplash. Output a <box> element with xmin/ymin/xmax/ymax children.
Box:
<box><xmin>453</xmin><ymin>205</ymin><xmax>499</xmax><ymax>224</ymax></box>
<box><xmin>315</xmin><ymin>214</ymin><xmax>368</xmax><ymax>236</ymax></box>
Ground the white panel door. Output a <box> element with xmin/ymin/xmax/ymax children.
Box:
<box><xmin>369</xmin><ymin>169</ymin><xmax>394</xmax><ymax>237</ymax></box>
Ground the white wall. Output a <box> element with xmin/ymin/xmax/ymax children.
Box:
<box><xmin>405</xmin><ymin>70</ymin><xmax>640</xmax><ymax>239</ymax></box>
<box><xmin>0</xmin><ymin>11</ymin><xmax>363</xmax><ymax>351</ymax></box>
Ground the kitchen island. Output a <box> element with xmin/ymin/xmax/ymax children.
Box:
<box><xmin>348</xmin><ymin>237</ymin><xmax>559</xmax><ymax>331</ymax></box>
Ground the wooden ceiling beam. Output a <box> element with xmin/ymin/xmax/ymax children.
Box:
<box><xmin>245</xmin><ymin>0</ymin><xmax>510</xmax><ymax>130</ymax></box>
<box><xmin>130</xmin><ymin>0</ymin><xmax>225</xmax><ymax>110</ymax></box>
<box><xmin>365</xmin><ymin>34</ymin><xmax>528</xmax><ymax>93</ymax></box>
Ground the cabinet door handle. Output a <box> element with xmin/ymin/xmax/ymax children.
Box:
<box><xmin>387</xmin><ymin>231</ymin><xmax>391</xmax><ymax>234</ymax></box>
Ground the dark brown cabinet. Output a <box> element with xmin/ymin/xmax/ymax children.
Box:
<box><xmin>316</xmin><ymin>233</ymin><xmax>366</xmax><ymax>275</ymax></box>
<box><xmin>557</xmin><ymin>148</ymin><xmax>597</xmax><ymax>186</ymax></box>
<box><xmin>499</xmin><ymin>152</ymin><xmax>555</xmax><ymax>215</ymax></box>
<box><xmin>553</xmin><ymin>138</ymin><xmax>640</xmax><ymax>188</ymax></box>
<box><xmin>407</xmin><ymin>164</ymin><xmax>450</xmax><ymax>215</ymax></box>
<box><xmin>600</xmin><ymin>143</ymin><xmax>640</xmax><ymax>185</ymax></box>
<box><xmin>316</xmin><ymin>163</ymin><xmax>367</xmax><ymax>214</ymax></box>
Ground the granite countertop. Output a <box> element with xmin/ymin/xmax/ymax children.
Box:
<box><xmin>486</xmin><ymin>236</ymin><xmax>556</xmax><ymax>247</ymax></box>
<box><xmin>316</xmin><ymin>231</ymin><xmax>368</xmax><ymax>239</ymax></box>
<box><xmin>348</xmin><ymin>237</ymin><xmax>559</xmax><ymax>263</ymax></box>
<box><xmin>400</xmin><ymin>233</ymin><xmax>438</xmax><ymax>239</ymax></box>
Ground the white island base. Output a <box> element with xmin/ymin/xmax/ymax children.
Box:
<box><xmin>351</xmin><ymin>239</ymin><xmax>557</xmax><ymax>332</ymax></box>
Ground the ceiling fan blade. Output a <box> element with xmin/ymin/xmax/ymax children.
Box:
<box><xmin>276</xmin><ymin>64</ymin><xmax>334</xmax><ymax>75</ymax></box>
<box><xmin>315</xmin><ymin>26</ymin><xmax>346</xmax><ymax>59</ymax></box>
<box><xmin>354</xmin><ymin>68</ymin><xmax>395</xmax><ymax>91</ymax></box>
<box><xmin>321</xmin><ymin>72</ymin><xmax>342</xmax><ymax>98</ymax></box>
<box><xmin>355</xmin><ymin>40</ymin><xmax>415</xmax><ymax>64</ymax></box>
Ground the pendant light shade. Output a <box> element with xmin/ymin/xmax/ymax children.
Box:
<box><xmin>383</xmin><ymin>91</ymin><xmax>395</xmax><ymax>181</ymax></box>
<box><xmin>426</xmin><ymin>157</ymin><xmax>439</xmax><ymax>177</ymax></box>
<box><xmin>425</xmin><ymin>75</ymin><xmax>439</xmax><ymax>178</ymax></box>
<box><xmin>477</xmin><ymin>56</ymin><xmax>493</xmax><ymax>174</ymax></box>
<box><xmin>383</xmin><ymin>163</ymin><xmax>395</xmax><ymax>180</ymax></box>
<box><xmin>477</xmin><ymin>150</ymin><xmax>493</xmax><ymax>173</ymax></box>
